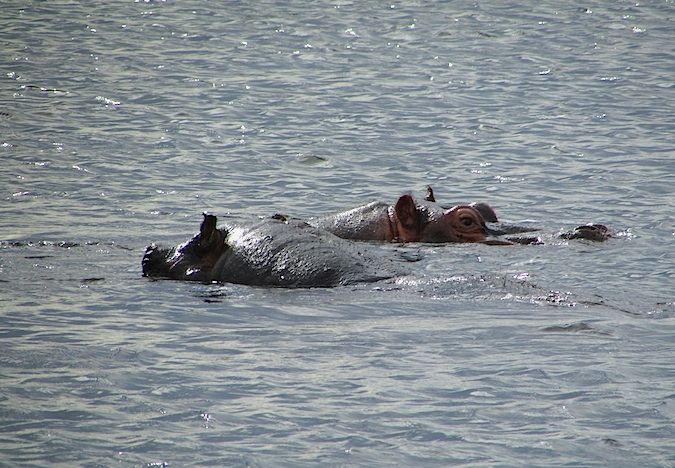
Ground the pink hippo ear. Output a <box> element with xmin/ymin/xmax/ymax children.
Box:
<box><xmin>394</xmin><ymin>194</ymin><xmax>421</xmax><ymax>241</ymax></box>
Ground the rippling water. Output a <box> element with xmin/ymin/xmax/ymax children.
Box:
<box><xmin>1</xmin><ymin>1</ymin><xmax>674</xmax><ymax>466</ymax></box>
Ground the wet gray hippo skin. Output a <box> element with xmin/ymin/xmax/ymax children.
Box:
<box><xmin>142</xmin><ymin>214</ymin><xmax>405</xmax><ymax>287</ymax></box>
<box><xmin>310</xmin><ymin>194</ymin><xmax>494</xmax><ymax>243</ymax></box>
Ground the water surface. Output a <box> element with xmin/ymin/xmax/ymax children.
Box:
<box><xmin>1</xmin><ymin>1</ymin><xmax>674</xmax><ymax>466</ymax></box>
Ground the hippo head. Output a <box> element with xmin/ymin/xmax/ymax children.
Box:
<box><xmin>142</xmin><ymin>213</ymin><xmax>228</xmax><ymax>281</ymax></box>
<box><xmin>418</xmin><ymin>204</ymin><xmax>491</xmax><ymax>243</ymax></box>
<box><xmin>392</xmin><ymin>195</ymin><xmax>491</xmax><ymax>243</ymax></box>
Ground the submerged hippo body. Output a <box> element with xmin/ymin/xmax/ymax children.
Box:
<box><xmin>142</xmin><ymin>215</ymin><xmax>405</xmax><ymax>287</ymax></box>
<box><xmin>310</xmin><ymin>194</ymin><xmax>494</xmax><ymax>243</ymax></box>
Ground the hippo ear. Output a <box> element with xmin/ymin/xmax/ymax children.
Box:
<box><xmin>395</xmin><ymin>194</ymin><xmax>419</xmax><ymax>230</ymax></box>
<box><xmin>470</xmin><ymin>202</ymin><xmax>499</xmax><ymax>223</ymax></box>
<box><xmin>425</xmin><ymin>185</ymin><xmax>436</xmax><ymax>202</ymax></box>
<box><xmin>199</xmin><ymin>213</ymin><xmax>219</xmax><ymax>247</ymax></box>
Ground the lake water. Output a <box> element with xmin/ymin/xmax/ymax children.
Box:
<box><xmin>1</xmin><ymin>1</ymin><xmax>674</xmax><ymax>466</ymax></box>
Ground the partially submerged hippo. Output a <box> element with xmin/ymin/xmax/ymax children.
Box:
<box><xmin>142</xmin><ymin>214</ymin><xmax>405</xmax><ymax>287</ymax></box>
<box><xmin>310</xmin><ymin>186</ymin><xmax>611</xmax><ymax>245</ymax></box>
<box><xmin>310</xmin><ymin>193</ymin><xmax>501</xmax><ymax>243</ymax></box>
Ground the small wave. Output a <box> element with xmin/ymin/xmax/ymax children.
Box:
<box><xmin>0</xmin><ymin>240</ymin><xmax>132</xmax><ymax>250</ymax></box>
<box><xmin>95</xmin><ymin>95</ymin><xmax>121</xmax><ymax>108</ymax></box>
<box><xmin>541</xmin><ymin>321</ymin><xmax>612</xmax><ymax>336</ymax></box>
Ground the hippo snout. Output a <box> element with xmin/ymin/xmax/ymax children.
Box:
<box><xmin>142</xmin><ymin>243</ymin><xmax>171</xmax><ymax>278</ymax></box>
<box><xmin>560</xmin><ymin>224</ymin><xmax>611</xmax><ymax>242</ymax></box>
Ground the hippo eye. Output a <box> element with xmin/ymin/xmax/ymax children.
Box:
<box><xmin>460</xmin><ymin>216</ymin><xmax>475</xmax><ymax>227</ymax></box>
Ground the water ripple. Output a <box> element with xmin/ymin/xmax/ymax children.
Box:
<box><xmin>1</xmin><ymin>0</ymin><xmax>673</xmax><ymax>466</ymax></box>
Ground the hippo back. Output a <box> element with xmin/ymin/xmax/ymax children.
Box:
<box><xmin>310</xmin><ymin>202</ymin><xmax>392</xmax><ymax>241</ymax></box>
<box><xmin>212</xmin><ymin>218</ymin><xmax>403</xmax><ymax>287</ymax></box>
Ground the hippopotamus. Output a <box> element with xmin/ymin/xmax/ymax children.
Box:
<box><xmin>310</xmin><ymin>186</ymin><xmax>611</xmax><ymax>245</ymax></box>
<box><xmin>309</xmin><ymin>192</ymin><xmax>503</xmax><ymax>243</ymax></box>
<box><xmin>142</xmin><ymin>214</ymin><xmax>406</xmax><ymax>287</ymax></box>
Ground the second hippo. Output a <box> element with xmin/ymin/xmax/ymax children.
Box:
<box><xmin>310</xmin><ymin>187</ymin><xmax>612</xmax><ymax>245</ymax></box>
<box><xmin>142</xmin><ymin>214</ymin><xmax>407</xmax><ymax>287</ymax></box>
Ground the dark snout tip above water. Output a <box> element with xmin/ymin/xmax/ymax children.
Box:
<box><xmin>560</xmin><ymin>224</ymin><xmax>612</xmax><ymax>242</ymax></box>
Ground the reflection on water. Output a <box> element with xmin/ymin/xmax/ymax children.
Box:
<box><xmin>1</xmin><ymin>1</ymin><xmax>673</xmax><ymax>466</ymax></box>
